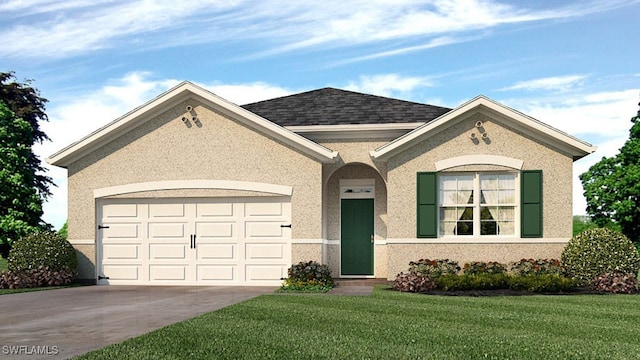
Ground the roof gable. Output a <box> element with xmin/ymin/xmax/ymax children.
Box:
<box><xmin>47</xmin><ymin>81</ymin><xmax>339</xmax><ymax>167</ymax></box>
<box><xmin>241</xmin><ymin>87</ymin><xmax>451</xmax><ymax>126</ymax></box>
<box><xmin>370</xmin><ymin>95</ymin><xmax>596</xmax><ymax>161</ymax></box>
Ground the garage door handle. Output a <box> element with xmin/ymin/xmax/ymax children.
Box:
<box><xmin>280</xmin><ymin>224</ymin><xmax>291</xmax><ymax>228</ymax></box>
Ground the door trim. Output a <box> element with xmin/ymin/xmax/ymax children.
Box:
<box><xmin>339</xmin><ymin>179</ymin><xmax>375</xmax><ymax>277</ymax></box>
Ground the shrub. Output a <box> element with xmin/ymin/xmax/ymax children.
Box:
<box><xmin>462</xmin><ymin>261</ymin><xmax>507</xmax><ymax>275</ymax></box>
<box><xmin>408</xmin><ymin>259</ymin><xmax>460</xmax><ymax>278</ymax></box>
<box><xmin>280</xmin><ymin>261</ymin><xmax>334</xmax><ymax>292</ymax></box>
<box><xmin>0</xmin><ymin>266</ymin><xmax>74</xmax><ymax>289</ymax></box>
<box><xmin>562</xmin><ymin>228</ymin><xmax>640</xmax><ymax>285</ymax></box>
<box><xmin>508</xmin><ymin>275</ymin><xmax>578</xmax><ymax>293</ymax></box>
<box><xmin>591</xmin><ymin>273</ymin><xmax>639</xmax><ymax>294</ymax></box>
<box><xmin>8</xmin><ymin>230</ymin><xmax>77</xmax><ymax>274</ymax></box>
<box><xmin>393</xmin><ymin>272</ymin><xmax>436</xmax><ymax>293</ymax></box>
<box><xmin>509</xmin><ymin>259</ymin><xmax>564</xmax><ymax>276</ymax></box>
<box><xmin>434</xmin><ymin>273</ymin><xmax>510</xmax><ymax>291</ymax></box>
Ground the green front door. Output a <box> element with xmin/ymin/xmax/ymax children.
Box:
<box><xmin>341</xmin><ymin>198</ymin><xmax>374</xmax><ymax>275</ymax></box>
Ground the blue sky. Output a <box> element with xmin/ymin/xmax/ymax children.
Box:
<box><xmin>1</xmin><ymin>0</ymin><xmax>639</xmax><ymax>229</ymax></box>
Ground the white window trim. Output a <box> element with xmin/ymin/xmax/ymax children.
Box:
<box><xmin>439</xmin><ymin>172</ymin><xmax>520</xmax><ymax>239</ymax></box>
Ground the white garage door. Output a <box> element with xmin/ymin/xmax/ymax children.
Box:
<box><xmin>97</xmin><ymin>197</ymin><xmax>291</xmax><ymax>285</ymax></box>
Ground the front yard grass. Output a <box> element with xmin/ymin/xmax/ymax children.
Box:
<box><xmin>76</xmin><ymin>287</ymin><xmax>640</xmax><ymax>359</ymax></box>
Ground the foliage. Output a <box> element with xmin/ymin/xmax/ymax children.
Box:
<box><xmin>58</xmin><ymin>221</ymin><xmax>68</xmax><ymax>240</ymax></box>
<box><xmin>278</xmin><ymin>278</ymin><xmax>333</xmax><ymax>293</ymax></box>
<box><xmin>0</xmin><ymin>72</ymin><xmax>53</xmax><ymax>247</ymax></box>
<box><xmin>279</xmin><ymin>260</ymin><xmax>334</xmax><ymax>292</ymax></box>
<box><xmin>509</xmin><ymin>258</ymin><xmax>564</xmax><ymax>276</ymax></box>
<box><xmin>8</xmin><ymin>230</ymin><xmax>77</xmax><ymax>274</ymax></box>
<box><xmin>77</xmin><ymin>288</ymin><xmax>640</xmax><ymax>360</ymax></box>
<box><xmin>591</xmin><ymin>273</ymin><xmax>639</xmax><ymax>294</ymax></box>
<box><xmin>572</xmin><ymin>215</ymin><xmax>600</xmax><ymax>236</ymax></box>
<box><xmin>580</xmin><ymin>102</ymin><xmax>640</xmax><ymax>242</ymax></box>
<box><xmin>508</xmin><ymin>275</ymin><xmax>578</xmax><ymax>293</ymax></box>
<box><xmin>434</xmin><ymin>273</ymin><xmax>510</xmax><ymax>291</ymax></box>
<box><xmin>408</xmin><ymin>258</ymin><xmax>460</xmax><ymax>277</ymax></box>
<box><xmin>393</xmin><ymin>272</ymin><xmax>436</xmax><ymax>293</ymax></box>
<box><xmin>462</xmin><ymin>261</ymin><xmax>506</xmax><ymax>275</ymax></box>
<box><xmin>0</xmin><ymin>266</ymin><xmax>74</xmax><ymax>289</ymax></box>
<box><xmin>562</xmin><ymin>228</ymin><xmax>640</xmax><ymax>285</ymax></box>
<box><xmin>0</xmin><ymin>256</ymin><xmax>7</xmax><ymax>272</ymax></box>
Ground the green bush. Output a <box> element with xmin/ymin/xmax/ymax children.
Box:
<box><xmin>509</xmin><ymin>259</ymin><xmax>564</xmax><ymax>276</ymax></box>
<box><xmin>434</xmin><ymin>273</ymin><xmax>510</xmax><ymax>291</ymax></box>
<box><xmin>7</xmin><ymin>230</ymin><xmax>77</xmax><ymax>275</ymax></box>
<box><xmin>561</xmin><ymin>228</ymin><xmax>640</xmax><ymax>285</ymax></box>
<box><xmin>462</xmin><ymin>261</ymin><xmax>506</xmax><ymax>275</ymax></box>
<box><xmin>509</xmin><ymin>275</ymin><xmax>578</xmax><ymax>293</ymax></box>
<box><xmin>408</xmin><ymin>259</ymin><xmax>460</xmax><ymax>277</ymax></box>
<box><xmin>280</xmin><ymin>261</ymin><xmax>334</xmax><ymax>292</ymax></box>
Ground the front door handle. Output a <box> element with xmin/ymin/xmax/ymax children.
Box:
<box><xmin>193</xmin><ymin>234</ymin><xmax>197</xmax><ymax>248</ymax></box>
<box><xmin>370</xmin><ymin>234</ymin><xmax>374</xmax><ymax>243</ymax></box>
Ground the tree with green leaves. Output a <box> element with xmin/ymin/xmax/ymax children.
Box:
<box><xmin>580</xmin><ymin>100</ymin><xmax>640</xmax><ymax>242</ymax></box>
<box><xmin>0</xmin><ymin>72</ymin><xmax>53</xmax><ymax>255</ymax></box>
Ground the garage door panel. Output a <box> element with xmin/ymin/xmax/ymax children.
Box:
<box><xmin>196</xmin><ymin>203</ymin><xmax>234</xmax><ymax>217</ymax></box>
<box><xmin>245</xmin><ymin>265</ymin><xmax>287</xmax><ymax>281</ymax></box>
<box><xmin>149</xmin><ymin>265</ymin><xmax>187</xmax><ymax>281</ymax></box>
<box><xmin>103</xmin><ymin>223</ymin><xmax>140</xmax><ymax>239</ymax></box>
<box><xmin>196</xmin><ymin>265</ymin><xmax>235</xmax><ymax>281</ymax></box>
<box><xmin>149</xmin><ymin>203</ymin><xmax>185</xmax><ymax>218</ymax></box>
<box><xmin>148</xmin><ymin>222</ymin><xmax>186</xmax><ymax>238</ymax></box>
<box><xmin>245</xmin><ymin>243</ymin><xmax>285</xmax><ymax>259</ymax></box>
<box><xmin>195</xmin><ymin>222</ymin><xmax>234</xmax><ymax>238</ymax></box>
<box><xmin>245</xmin><ymin>202</ymin><xmax>283</xmax><ymax>216</ymax></box>
<box><xmin>103</xmin><ymin>244</ymin><xmax>139</xmax><ymax>260</ymax></box>
<box><xmin>245</xmin><ymin>222</ymin><xmax>285</xmax><ymax>238</ymax></box>
<box><xmin>149</xmin><ymin>243</ymin><xmax>187</xmax><ymax>260</ymax></box>
<box><xmin>197</xmin><ymin>244</ymin><xmax>235</xmax><ymax>259</ymax></box>
<box><xmin>103</xmin><ymin>265</ymin><xmax>140</xmax><ymax>281</ymax></box>
<box><xmin>103</xmin><ymin>204</ymin><xmax>138</xmax><ymax>218</ymax></box>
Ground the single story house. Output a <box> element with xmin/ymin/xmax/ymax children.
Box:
<box><xmin>47</xmin><ymin>81</ymin><xmax>596</xmax><ymax>285</ymax></box>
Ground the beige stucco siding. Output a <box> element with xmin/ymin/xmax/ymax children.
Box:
<box><xmin>66</xmin><ymin>100</ymin><xmax>323</xmax><ymax>279</ymax></box>
<box><xmin>386</xmin><ymin>112</ymin><xmax>574</xmax><ymax>240</ymax></box>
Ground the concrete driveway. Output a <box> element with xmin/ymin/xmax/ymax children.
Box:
<box><xmin>0</xmin><ymin>285</ymin><xmax>276</xmax><ymax>359</ymax></box>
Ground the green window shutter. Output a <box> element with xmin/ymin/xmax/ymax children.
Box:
<box><xmin>417</xmin><ymin>172</ymin><xmax>437</xmax><ymax>238</ymax></box>
<box><xmin>521</xmin><ymin>170</ymin><xmax>543</xmax><ymax>238</ymax></box>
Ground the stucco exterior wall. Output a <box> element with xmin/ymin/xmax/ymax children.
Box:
<box><xmin>66</xmin><ymin>100</ymin><xmax>323</xmax><ymax>279</ymax></box>
<box><xmin>386</xmin><ymin>112</ymin><xmax>574</xmax><ymax>240</ymax></box>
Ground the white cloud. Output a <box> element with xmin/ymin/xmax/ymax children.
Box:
<box><xmin>2</xmin><ymin>0</ymin><xmax>636</xmax><ymax>60</ymax></box>
<box><xmin>207</xmin><ymin>83</ymin><xmax>293</xmax><ymax>105</ymax></box>
<box><xmin>501</xmin><ymin>75</ymin><xmax>589</xmax><ymax>92</ymax></box>
<box><xmin>345</xmin><ymin>74</ymin><xmax>433</xmax><ymax>97</ymax></box>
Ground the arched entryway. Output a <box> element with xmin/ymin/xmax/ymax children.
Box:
<box><xmin>324</xmin><ymin>163</ymin><xmax>387</xmax><ymax>277</ymax></box>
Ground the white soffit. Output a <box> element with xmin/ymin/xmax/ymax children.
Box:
<box><xmin>47</xmin><ymin>81</ymin><xmax>339</xmax><ymax>167</ymax></box>
<box><xmin>370</xmin><ymin>95</ymin><xmax>597</xmax><ymax>161</ymax></box>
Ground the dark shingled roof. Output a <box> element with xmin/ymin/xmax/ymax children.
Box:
<box><xmin>241</xmin><ymin>87</ymin><xmax>452</xmax><ymax>127</ymax></box>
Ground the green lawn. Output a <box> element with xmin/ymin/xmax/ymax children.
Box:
<box><xmin>76</xmin><ymin>287</ymin><xmax>640</xmax><ymax>359</ymax></box>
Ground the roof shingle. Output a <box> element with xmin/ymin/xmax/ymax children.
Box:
<box><xmin>241</xmin><ymin>87</ymin><xmax>451</xmax><ymax>127</ymax></box>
